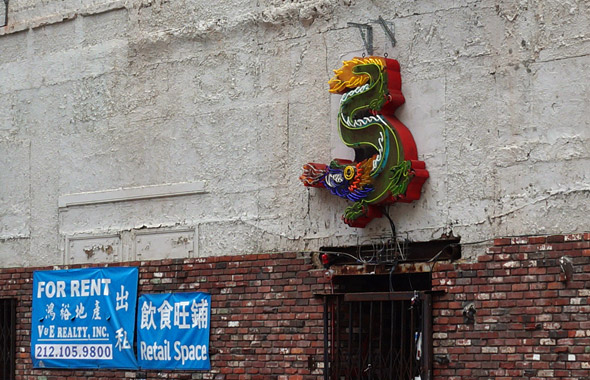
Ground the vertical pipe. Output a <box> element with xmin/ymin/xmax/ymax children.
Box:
<box><xmin>422</xmin><ymin>294</ymin><xmax>432</xmax><ymax>380</ymax></box>
<box><xmin>409</xmin><ymin>299</ymin><xmax>415</xmax><ymax>379</ymax></box>
<box><xmin>2</xmin><ymin>298</ymin><xmax>11</xmax><ymax>380</ymax></box>
<box><xmin>368</xmin><ymin>301</ymin><xmax>373</xmax><ymax>378</ymax></box>
<box><xmin>1</xmin><ymin>299</ymin><xmax>4</xmax><ymax>379</ymax></box>
<box><xmin>11</xmin><ymin>299</ymin><xmax>15</xmax><ymax>379</ymax></box>
<box><xmin>357</xmin><ymin>302</ymin><xmax>362</xmax><ymax>380</ymax></box>
<box><xmin>379</xmin><ymin>301</ymin><xmax>385</xmax><ymax>376</ymax></box>
<box><xmin>7</xmin><ymin>299</ymin><xmax>10</xmax><ymax>379</ymax></box>
<box><xmin>323</xmin><ymin>297</ymin><xmax>329</xmax><ymax>380</ymax></box>
<box><xmin>3</xmin><ymin>299</ymin><xmax>7</xmax><ymax>379</ymax></box>
<box><xmin>335</xmin><ymin>296</ymin><xmax>340</xmax><ymax>378</ymax></box>
<box><xmin>348</xmin><ymin>302</ymin><xmax>353</xmax><ymax>379</ymax></box>
<box><xmin>389</xmin><ymin>300</ymin><xmax>394</xmax><ymax>378</ymax></box>
<box><xmin>401</xmin><ymin>300</ymin><xmax>406</xmax><ymax>377</ymax></box>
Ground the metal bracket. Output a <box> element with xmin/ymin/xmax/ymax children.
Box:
<box><xmin>376</xmin><ymin>16</ymin><xmax>396</xmax><ymax>48</ymax></box>
<box><xmin>348</xmin><ymin>16</ymin><xmax>396</xmax><ymax>56</ymax></box>
<box><xmin>347</xmin><ymin>22</ymin><xmax>373</xmax><ymax>56</ymax></box>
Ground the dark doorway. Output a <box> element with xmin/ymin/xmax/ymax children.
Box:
<box><xmin>0</xmin><ymin>298</ymin><xmax>16</xmax><ymax>380</ymax></box>
<box><xmin>322</xmin><ymin>274</ymin><xmax>432</xmax><ymax>380</ymax></box>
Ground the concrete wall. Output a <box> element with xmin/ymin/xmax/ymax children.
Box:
<box><xmin>1</xmin><ymin>0</ymin><xmax>589</xmax><ymax>267</ymax></box>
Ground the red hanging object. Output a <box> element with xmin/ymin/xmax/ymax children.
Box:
<box><xmin>300</xmin><ymin>56</ymin><xmax>428</xmax><ymax>228</ymax></box>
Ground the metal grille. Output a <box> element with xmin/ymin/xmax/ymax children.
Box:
<box><xmin>323</xmin><ymin>292</ymin><xmax>432</xmax><ymax>380</ymax></box>
<box><xmin>0</xmin><ymin>298</ymin><xmax>16</xmax><ymax>380</ymax></box>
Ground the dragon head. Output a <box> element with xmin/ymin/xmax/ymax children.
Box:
<box><xmin>300</xmin><ymin>163</ymin><xmax>328</xmax><ymax>187</ymax></box>
<box><xmin>328</xmin><ymin>56</ymin><xmax>386</xmax><ymax>94</ymax></box>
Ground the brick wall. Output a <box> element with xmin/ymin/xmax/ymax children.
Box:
<box><xmin>1</xmin><ymin>252</ymin><xmax>328</xmax><ymax>380</ymax></box>
<box><xmin>432</xmin><ymin>233</ymin><xmax>590</xmax><ymax>380</ymax></box>
<box><xmin>4</xmin><ymin>233</ymin><xmax>590</xmax><ymax>380</ymax></box>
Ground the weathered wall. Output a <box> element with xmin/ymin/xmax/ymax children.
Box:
<box><xmin>1</xmin><ymin>0</ymin><xmax>590</xmax><ymax>267</ymax></box>
<box><xmin>5</xmin><ymin>253</ymin><xmax>328</xmax><ymax>379</ymax></box>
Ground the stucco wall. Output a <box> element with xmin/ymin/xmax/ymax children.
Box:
<box><xmin>1</xmin><ymin>0</ymin><xmax>589</xmax><ymax>267</ymax></box>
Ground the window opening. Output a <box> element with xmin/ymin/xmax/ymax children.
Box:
<box><xmin>322</xmin><ymin>272</ymin><xmax>433</xmax><ymax>380</ymax></box>
<box><xmin>0</xmin><ymin>298</ymin><xmax>16</xmax><ymax>380</ymax></box>
<box><xmin>323</xmin><ymin>291</ymin><xmax>432</xmax><ymax>380</ymax></box>
<box><xmin>319</xmin><ymin>237</ymin><xmax>458</xmax><ymax>380</ymax></box>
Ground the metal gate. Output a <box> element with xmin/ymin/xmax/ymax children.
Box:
<box><xmin>0</xmin><ymin>298</ymin><xmax>16</xmax><ymax>380</ymax></box>
<box><xmin>323</xmin><ymin>292</ymin><xmax>432</xmax><ymax>380</ymax></box>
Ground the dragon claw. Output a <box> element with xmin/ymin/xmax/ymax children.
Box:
<box><xmin>343</xmin><ymin>203</ymin><xmax>382</xmax><ymax>228</ymax></box>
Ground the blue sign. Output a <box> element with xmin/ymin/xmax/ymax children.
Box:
<box><xmin>137</xmin><ymin>292</ymin><xmax>211</xmax><ymax>370</ymax></box>
<box><xmin>31</xmin><ymin>267</ymin><xmax>139</xmax><ymax>369</ymax></box>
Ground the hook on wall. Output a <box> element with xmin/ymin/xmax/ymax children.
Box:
<box><xmin>376</xmin><ymin>16</ymin><xmax>396</xmax><ymax>48</ymax></box>
<box><xmin>347</xmin><ymin>22</ymin><xmax>373</xmax><ymax>56</ymax></box>
<box><xmin>347</xmin><ymin>16</ymin><xmax>396</xmax><ymax>56</ymax></box>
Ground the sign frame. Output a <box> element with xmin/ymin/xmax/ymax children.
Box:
<box><xmin>137</xmin><ymin>292</ymin><xmax>211</xmax><ymax>370</ymax></box>
<box><xmin>31</xmin><ymin>267</ymin><xmax>139</xmax><ymax>369</ymax></box>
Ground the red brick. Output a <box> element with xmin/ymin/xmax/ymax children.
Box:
<box><xmin>511</xmin><ymin>237</ymin><xmax>529</xmax><ymax>245</ymax></box>
<box><xmin>501</xmin><ymin>245</ymin><xmax>520</xmax><ymax>253</ymax></box>
<box><xmin>529</xmin><ymin>236</ymin><xmax>547</xmax><ymax>244</ymax></box>
<box><xmin>494</xmin><ymin>238</ymin><xmax>512</xmax><ymax>246</ymax></box>
<box><xmin>512</xmin><ymin>283</ymin><xmax>529</xmax><ymax>291</ymax></box>
<box><xmin>547</xmin><ymin>235</ymin><xmax>565</xmax><ymax>243</ymax></box>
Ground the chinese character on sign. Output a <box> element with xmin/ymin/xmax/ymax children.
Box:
<box><xmin>191</xmin><ymin>298</ymin><xmax>208</xmax><ymax>329</ymax></box>
<box><xmin>140</xmin><ymin>301</ymin><xmax>156</xmax><ymax>330</ymax></box>
<box><xmin>45</xmin><ymin>302</ymin><xmax>56</xmax><ymax>321</ymax></box>
<box><xmin>158</xmin><ymin>300</ymin><xmax>173</xmax><ymax>329</ymax></box>
<box><xmin>174</xmin><ymin>301</ymin><xmax>191</xmax><ymax>329</ymax></box>
<box><xmin>75</xmin><ymin>302</ymin><xmax>87</xmax><ymax>319</ymax></box>
<box><xmin>116</xmin><ymin>285</ymin><xmax>129</xmax><ymax>311</ymax></box>
<box><xmin>60</xmin><ymin>304</ymin><xmax>71</xmax><ymax>321</ymax></box>
<box><xmin>92</xmin><ymin>300</ymin><xmax>101</xmax><ymax>320</ymax></box>
<box><xmin>115</xmin><ymin>327</ymin><xmax>131</xmax><ymax>351</ymax></box>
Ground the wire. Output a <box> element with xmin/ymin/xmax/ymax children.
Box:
<box><xmin>426</xmin><ymin>244</ymin><xmax>456</xmax><ymax>263</ymax></box>
<box><xmin>381</xmin><ymin>207</ymin><xmax>397</xmax><ymax>241</ymax></box>
<box><xmin>427</xmin><ymin>237</ymin><xmax>496</xmax><ymax>263</ymax></box>
<box><xmin>259</xmin><ymin>236</ymin><xmax>496</xmax><ymax>268</ymax></box>
<box><xmin>388</xmin><ymin>258</ymin><xmax>398</xmax><ymax>292</ymax></box>
<box><xmin>407</xmin><ymin>274</ymin><xmax>414</xmax><ymax>291</ymax></box>
<box><xmin>319</xmin><ymin>250</ymin><xmax>369</xmax><ymax>265</ymax></box>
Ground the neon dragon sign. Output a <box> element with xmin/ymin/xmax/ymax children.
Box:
<box><xmin>300</xmin><ymin>56</ymin><xmax>428</xmax><ymax>228</ymax></box>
